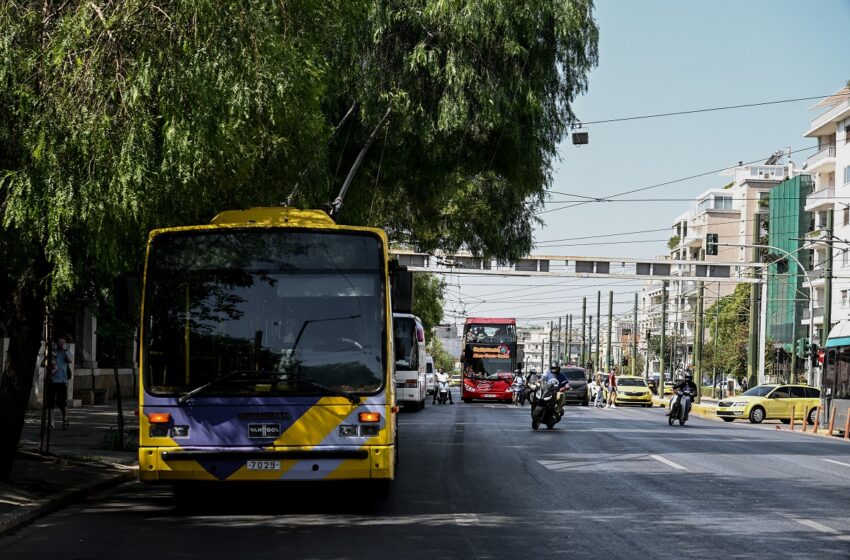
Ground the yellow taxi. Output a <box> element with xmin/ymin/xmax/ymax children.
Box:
<box><xmin>715</xmin><ymin>384</ymin><xmax>821</xmax><ymax>424</ymax></box>
<box><xmin>606</xmin><ymin>376</ymin><xmax>653</xmax><ymax>407</ymax></box>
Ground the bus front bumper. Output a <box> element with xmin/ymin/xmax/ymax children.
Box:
<box><xmin>139</xmin><ymin>445</ymin><xmax>395</xmax><ymax>483</ymax></box>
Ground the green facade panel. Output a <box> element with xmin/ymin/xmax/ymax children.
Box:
<box><xmin>766</xmin><ymin>175</ymin><xmax>813</xmax><ymax>351</ymax></box>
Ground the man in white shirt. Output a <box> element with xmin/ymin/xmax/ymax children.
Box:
<box><xmin>432</xmin><ymin>369</ymin><xmax>454</xmax><ymax>404</ymax></box>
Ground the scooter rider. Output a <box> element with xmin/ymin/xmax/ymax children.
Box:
<box><xmin>666</xmin><ymin>373</ymin><xmax>698</xmax><ymax>416</ymax></box>
<box><xmin>543</xmin><ymin>364</ymin><xmax>570</xmax><ymax>407</ymax></box>
<box><xmin>511</xmin><ymin>368</ymin><xmax>526</xmax><ymax>405</ymax></box>
<box><xmin>432</xmin><ymin>369</ymin><xmax>454</xmax><ymax>404</ymax></box>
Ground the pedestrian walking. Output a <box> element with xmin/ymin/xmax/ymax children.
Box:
<box><xmin>606</xmin><ymin>368</ymin><xmax>618</xmax><ymax>409</ymax></box>
<box><xmin>593</xmin><ymin>374</ymin><xmax>605</xmax><ymax>408</ymax></box>
<box><xmin>47</xmin><ymin>336</ymin><xmax>74</xmax><ymax>428</ymax></box>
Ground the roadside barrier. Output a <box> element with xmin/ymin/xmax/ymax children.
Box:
<box><xmin>828</xmin><ymin>408</ymin><xmax>836</xmax><ymax>437</ymax></box>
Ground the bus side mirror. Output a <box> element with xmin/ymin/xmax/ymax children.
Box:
<box><xmin>390</xmin><ymin>260</ymin><xmax>414</xmax><ymax>313</ymax></box>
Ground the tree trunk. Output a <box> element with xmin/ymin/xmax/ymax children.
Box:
<box><xmin>0</xmin><ymin>255</ymin><xmax>49</xmax><ymax>481</ymax></box>
<box><xmin>112</xmin><ymin>345</ymin><xmax>124</xmax><ymax>451</ymax></box>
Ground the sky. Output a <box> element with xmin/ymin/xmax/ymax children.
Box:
<box><xmin>440</xmin><ymin>0</ymin><xmax>850</xmax><ymax>330</ymax></box>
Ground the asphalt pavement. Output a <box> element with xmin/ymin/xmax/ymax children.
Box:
<box><xmin>2</xmin><ymin>393</ymin><xmax>849</xmax><ymax>559</ymax></box>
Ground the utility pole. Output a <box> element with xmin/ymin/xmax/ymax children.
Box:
<box><xmin>566</xmin><ymin>314</ymin><xmax>572</xmax><ymax>364</ymax></box>
<box><xmin>694</xmin><ymin>282</ymin><xmax>705</xmax><ymax>404</ymax></box>
<box><xmin>548</xmin><ymin>321</ymin><xmax>553</xmax><ymax>367</ymax></box>
<box><xmin>632</xmin><ymin>293</ymin><xmax>638</xmax><ymax>376</ymax></box>
<box><xmin>596</xmin><ymin>291</ymin><xmax>601</xmax><ymax>372</ymax></box>
<box><xmin>581</xmin><ymin>298</ymin><xmax>587</xmax><ymax>366</ymax></box>
<box><xmin>607</xmin><ymin>290</ymin><xmax>613</xmax><ymax>370</ymax></box>
<box><xmin>588</xmin><ymin>315</ymin><xmax>593</xmax><ymax>370</ymax></box>
<box><xmin>660</xmin><ymin>281</ymin><xmax>668</xmax><ymax>394</ymax></box>
<box><xmin>555</xmin><ymin>317</ymin><xmax>563</xmax><ymax>362</ymax></box>
<box><xmin>713</xmin><ymin>286</ymin><xmax>720</xmax><ymax>399</ymax></box>
<box><xmin>821</xmin><ymin>209</ymin><xmax>833</xmax><ymax>386</ymax></box>
<box><xmin>747</xmin><ymin>218</ymin><xmax>760</xmax><ymax>388</ymax></box>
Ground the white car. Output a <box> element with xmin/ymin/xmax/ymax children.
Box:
<box><xmin>425</xmin><ymin>355</ymin><xmax>436</xmax><ymax>394</ymax></box>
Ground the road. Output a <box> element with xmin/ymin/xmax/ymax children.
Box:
<box><xmin>3</xmin><ymin>394</ymin><xmax>850</xmax><ymax>559</ymax></box>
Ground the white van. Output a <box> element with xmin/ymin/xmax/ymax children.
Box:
<box><xmin>425</xmin><ymin>354</ymin><xmax>436</xmax><ymax>394</ymax></box>
<box><xmin>393</xmin><ymin>313</ymin><xmax>427</xmax><ymax>410</ymax></box>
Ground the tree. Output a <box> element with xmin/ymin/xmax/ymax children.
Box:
<box><xmin>704</xmin><ymin>284</ymin><xmax>751</xmax><ymax>381</ymax></box>
<box><xmin>0</xmin><ymin>1</ymin><xmax>598</xmax><ymax>479</ymax></box>
<box><xmin>412</xmin><ymin>274</ymin><xmax>445</xmax><ymax>337</ymax></box>
<box><xmin>428</xmin><ymin>338</ymin><xmax>456</xmax><ymax>373</ymax></box>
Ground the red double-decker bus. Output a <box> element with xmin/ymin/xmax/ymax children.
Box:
<box><xmin>460</xmin><ymin>318</ymin><xmax>517</xmax><ymax>403</ymax></box>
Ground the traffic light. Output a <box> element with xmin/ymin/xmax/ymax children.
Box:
<box><xmin>809</xmin><ymin>342</ymin><xmax>819</xmax><ymax>367</ymax></box>
<box><xmin>795</xmin><ymin>337</ymin><xmax>808</xmax><ymax>359</ymax></box>
<box><xmin>706</xmin><ymin>233</ymin><xmax>718</xmax><ymax>256</ymax></box>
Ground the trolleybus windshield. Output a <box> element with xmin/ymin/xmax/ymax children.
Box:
<box><xmin>143</xmin><ymin>230</ymin><xmax>385</xmax><ymax>397</ymax></box>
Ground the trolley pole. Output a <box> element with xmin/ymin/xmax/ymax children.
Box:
<box><xmin>660</xmin><ymin>281</ymin><xmax>668</xmax><ymax>396</ymax></box>
<box><xmin>694</xmin><ymin>282</ymin><xmax>705</xmax><ymax>404</ymax></box>
<box><xmin>632</xmin><ymin>293</ymin><xmax>638</xmax><ymax>376</ymax></box>
<box><xmin>607</xmin><ymin>290</ymin><xmax>613</xmax><ymax>370</ymax></box>
<box><xmin>596</xmin><ymin>291</ymin><xmax>601</xmax><ymax>372</ymax></box>
<box><xmin>581</xmin><ymin>298</ymin><xmax>587</xmax><ymax>366</ymax></box>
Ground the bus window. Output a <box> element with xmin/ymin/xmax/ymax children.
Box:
<box><xmin>394</xmin><ymin>318</ymin><xmax>418</xmax><ymax>370</ymax></box>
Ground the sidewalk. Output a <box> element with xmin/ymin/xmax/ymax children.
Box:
<box><xmin>0</xmin><ymin>402</ymin><xmax>139</xmax><ymax>536</ymax></box>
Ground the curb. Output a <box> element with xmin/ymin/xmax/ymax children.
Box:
<box><xmin>0</xmin><ymin>467</ymin><xmax>138</xmax><ymax>536</ymax></box>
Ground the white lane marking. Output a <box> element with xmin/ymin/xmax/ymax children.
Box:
<box><xmin>792</xmin><ymin>518</ymin><xmax>850</xmax><ymax>541</ymax></box>
<box><xmin>649</xmin><ymin>454</ymin><xmax>688</xmax><ymax>471</ymax></box>
<box><xmin>822</xmin><ymin>458</ymin><xmax>850</xmax><ymax>469</ymax></box>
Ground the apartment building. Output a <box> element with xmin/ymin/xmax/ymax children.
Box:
<box><xmin>639</xmin><ymin>159</ymin><xmax>790</xmax><ymax>375</ymax></box>
<box><xmin>802</xmin><ymin>85</ymin><xmax>850</xmax><ymax>344</ymax></box>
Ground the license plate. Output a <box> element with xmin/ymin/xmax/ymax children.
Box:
<box><xmin>248</xmin><ymin>423</ymin><xmax>281</xmax><ymax>438</ymax></box>
<box><xmin>246</xmin><ymin>460</ymin><xmax>280</xmax><ymax>471</ymax></box>
<box><xmin>483</xmin><ymin>394</ymin><xmax>497</xmax><ymax>398</ymax></box>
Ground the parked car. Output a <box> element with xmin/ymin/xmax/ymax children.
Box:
<box><xmin>605</xmin><ymin>376</ymin><xmax>653</xmax><ymax>407</ymax></box>
<box><xmin>449</xmin><ymin>374</ymin><xmax>462</xmax><ymax>387</ymax></box>
<box><xmin>715</xmin><ymin>384</ymin><xmax>821</xmax><ymax>424</ymax></box>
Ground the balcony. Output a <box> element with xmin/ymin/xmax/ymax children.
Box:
<box><xmin>805</xmin><ymin>145</ymin><xmax>836</xmax><ymax>174</ymax></box>
<box><xmin>804</xmin><ymin>186</ymin><xmax>836</xmax><ymax>212</ymax></box>
<box><xmin>801</xmin><ymin>307</ymin><xmax>825</xmax><ymax>323</ymax></box>
<box><xmin>806</xmin><ymin>97</ymin><xmax>850</xmax><ymax>137</ymax></box>
<box><xmin>805</xmin><ymin>228</ymin><xmax>830</xmax><ymax>245</ymax></box>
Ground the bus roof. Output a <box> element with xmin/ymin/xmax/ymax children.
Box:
<box><xmin>147</xmin><ymin>207</ymin><xmax>388</xmax><ymax>244</ymax></box>
<box><xmin>464</xmin><ymin>318</ymin><xmax>516</xmax><ymax>325</ymax></box>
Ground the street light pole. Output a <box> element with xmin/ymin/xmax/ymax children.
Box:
<box><xmin>716</xmin><ymin>242</ymin><xmax>814</xmax><ymax>385</ymax></box>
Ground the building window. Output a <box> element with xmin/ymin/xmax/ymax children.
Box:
<box><xmin>845</xmin><ymin>206</ymin><xmax>850</xmax><ymax>226</ymax></box>
<box><xmin>843</xmin><ymin>250</ymin><xmax>849</xmax><ymax>268</ymax></box>
<box><xmin>842</xmin><ymin>290</ymin><xmax>848</xmax><ymax>308</ymax></box>
<box><xmin>845</xmin><ymin>166</ymin><xmax>850</xmax><ymax>186</ymax></box>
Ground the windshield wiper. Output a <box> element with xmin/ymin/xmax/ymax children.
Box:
<box><xmin>288</xmin><ymin>376</ymin><xmax>361</xmax><ymax>405</ymax></box>
<box><xmin>177</xmin><ymin>369</ymin><xmax>277</xmax><ymax>405</ymax></box>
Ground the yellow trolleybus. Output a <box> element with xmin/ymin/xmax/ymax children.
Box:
<box><xmin>138</xmin><ymin>207</ymin><xmax>399</xmax><ymax>496</ymax></box>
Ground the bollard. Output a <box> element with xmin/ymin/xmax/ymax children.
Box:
<box><xmin>844</xmin><ymin>413</ymin><xmax>850</xmax><ymax>441</ymax></box>
<box><xmin>828</xmin><ymin>408</ymin><xmax>836</xmax><ymax>437</ymax></box>
<box><xmin>802</xmin><ymin>406</ymin><xmax>807</xmax><ymax>432</ymax></box>
<box><xmin>813</xmin><ymin>406</ymin><xmax>821</xmax><ymax>434</ymax></box>
<box><xmin>790</xmin><ymin>405</ymin><xmax>795</xmax><ymax>432</ymax></box>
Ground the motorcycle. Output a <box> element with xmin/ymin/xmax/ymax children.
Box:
<box><xmin>667</xmin><ymin>387</ymin><xmax>694</xmax><ymax>426</ymax></box>
<box><xmin>511</xmin><ymin>379</ymin><xmax>526</xmax><ymax>406</ymax></box>
<box><xmin>529</xmin><ymin>380</ymin><xmax>565</xmax><ymax>430</ymax></box>
<box><xmin>436</xmin><ymin>380</ymin><xmax>450</xmax><ymax>405</ymax></box>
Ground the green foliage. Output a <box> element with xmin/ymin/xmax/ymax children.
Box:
<box><xmin>704</xmin><ymin>284</ymin><xmax>751</xmax><ymax>378</ymax></box>
<box><xmin>428</xmin><ymin>337</ymin><xmax>456</xmax><ymax>373</ymax></box>
<box><xmin>667</xmin><ymin>235</ymin><xmax>680</xmax><ymax>250</ymax></box>
<box><xmin>412</xmin><ymin>273</ymin><xmax>445</xmax><ymax>336</ymax></box>
<box><xmin>0</xmin><ymin>1</ymin><xmax>599</xmax><ymax>305</ymax></box>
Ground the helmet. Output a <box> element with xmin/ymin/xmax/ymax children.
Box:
<box><xmin>685</xmin><ymin>373</ymin><xmax>693</xmax><ymax>380</ymax></box>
